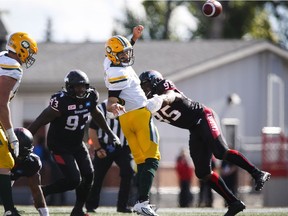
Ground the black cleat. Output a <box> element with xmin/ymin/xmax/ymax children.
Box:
<box><xmin>253</xmin><ymin>171</ymin><xmax>271</xmax><ymax>191</ymax></box>
<box><xmin>117</xmin><ymin>206</ymin><xmax>133</xmax><ymax>213</ymax></box>
<box><xmin>70</xmin><ymin>208</ymin><xmax>90</xmax><ymax>216</ymax></box>
<box><xmin>4</xmin><ymin>208</ymin><xmax>21</xmax><ymax>216</ymax></box>
<box><xmin>224</xmin><ymin>200</ymin><xmax>246</xmax><ymax>216</ymax></box>
<box><xmin>86</xmin><ymin>208</ymin><xmax>96</xmax><ymax>213</ymax></box>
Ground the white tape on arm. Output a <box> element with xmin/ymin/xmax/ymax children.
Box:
<box><xmin>6</xmin><ymin>128</ymin><xmax>19</xmax><ymax>157</ymax></box>
<box><xmin>6</xmin><ymin>128</ymin><xmax>17</xmax><ymax>142</ymax></box>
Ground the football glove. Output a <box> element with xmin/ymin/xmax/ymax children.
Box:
<box><xmin>108</xmin><ymin>134</ymin><xmax>121</xmax><ymax>146</ymax></box>
<box><xmin>6</xmin><ymin>128</ymin><xmax>19</xmax><ymax>158</ymax></box>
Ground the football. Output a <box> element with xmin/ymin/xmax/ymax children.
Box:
<box><xmin>202</xmin><ymin>0</ymin><xmax>222</xmax><ymax>17</ymax></box>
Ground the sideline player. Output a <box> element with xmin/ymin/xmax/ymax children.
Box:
<box><xmin>28</xmin><ymin>70</ymin><xmax>120</xmax><ymax>216</ymax></box>
<box><xmin>139</xmin><ymin>70</ymin><xmax>271</xmax><ymax>216</ymax></box>
<box><xmin>0</xmin><ymin>32</ymin><xmax>38</xmax><ymax>216</ymax></box>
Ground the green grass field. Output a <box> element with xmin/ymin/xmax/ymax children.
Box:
<box><xmin>1</xmin><ymin>206</ymin><xmax>288</xmax><ymax>216</ymax></box>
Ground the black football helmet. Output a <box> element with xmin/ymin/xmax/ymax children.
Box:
<box><xmin>14</xmin><ymin>127</ymin><xmax>34</xmax><ymax>156</ymax></box>
<box><xmin>139</xmin><ymin>70</ymin><xmax>164</xmax><ymax>98</ymax></box>
<box><xmin>64</xmin><ymin>70</ymin><xmax>90</xmax><ymax>98</ymax></box>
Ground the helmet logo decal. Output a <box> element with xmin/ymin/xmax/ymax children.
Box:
<box><xmin>21</xmin><ymin>40</ymin><xmax>30</xmax><ymax>49</ymax></box>
<box><xmin>106</xmin><ymin>46</ymin><xmax>112</xmax><ymax>53</ymax></box>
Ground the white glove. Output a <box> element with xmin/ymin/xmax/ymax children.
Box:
<box><xmin>146</xmin><ymin>94</ymin><xmax>165</xmax><ymax>114</ymax></box>
<box><xmin>6</xmin><ymin>128</ymin><xmax>19</xmax><ymax>157</ymax></box>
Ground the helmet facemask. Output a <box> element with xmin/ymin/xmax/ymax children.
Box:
<box><xmin>66</xmin><ymin>83</ymin><xmax>90</xmax><ymax>99</ymax></box>
<box><xmin>64</xmin><ymin>70</ymin><xmax>90</xmax><ymax>99</ymax></box>
<box><xmin>139</xmin><ymin>70</ymin><xmax>164</xmax><ymax>98</ymax></box>
<box><xmin>25</xmin><ymin>50</ymin><xmax>36</xmax><ymax>68</ymax></box>
<box><xmin>116</xmin><ymin>48</ymin><xmax>134</xmax><ymax>67</ymax></box>
<box><xmin>141</xmin><ymin>81</ymin><xmax>155</xmax><ymax>99</ymax></box>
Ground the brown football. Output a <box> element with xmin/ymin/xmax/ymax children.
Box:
<box><xmin>202</xmin><ymin>0</ymin><xmax>222</xmax><ymax>17</ymax></box>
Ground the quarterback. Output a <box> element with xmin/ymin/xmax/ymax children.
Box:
<box><xmin>139</xmin><ymin>70</ymin><xmax>271</xmax><ymax>216</ymax></box>
<box><xmin>0</xmin><ymin>32</ymin><xmax>38</xmax><ymax>216</ymax></box>
<box><xmin>104</xmin><ymin>25</ymin><xmax>160</xmax><ymax>216</ymax></box>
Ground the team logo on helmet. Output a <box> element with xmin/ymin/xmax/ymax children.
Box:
<box><xmin>21</xmin><ymin>40</ymin><xmax>30</xmax><ymax>49</ymax></box>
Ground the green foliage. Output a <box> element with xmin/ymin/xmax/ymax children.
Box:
<box><xmin>114</xmin><ymin>0</ymin><xmax>288</xmax><ymax>48</ymax></box>
<box><xmin>246</xmin><ymin>9</ymin><xmax>278</xmax><ymax>43</ymax></box>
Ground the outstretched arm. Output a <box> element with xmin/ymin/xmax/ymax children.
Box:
<box><xmin>162</xmin><ymin>89</ymin><xmax>177</xmax><ymax>106</ymax></box>
<box><xmin>28</xmin><ymin>106</ymin><xmax>60</xmax><ymax>135</ymax></box>
<box><xmin>131</xmin><ymin>25</ymin><xmax>144</xmax><ymax>44</ymax></box>
<box><xmin>146</xmin><ymin>90</ymin><xmax>177</xmax><ymax>114</ymax></box>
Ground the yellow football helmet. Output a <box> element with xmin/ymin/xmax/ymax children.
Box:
<box><xmin>6</xmin><ymin>32</ymin><xmax>38</xmax><ymax>68</ymax></box>
<box><xmin>105</xmin><ymin>35</ymin><xmax>134</xmax><ymax>67</ymax></box>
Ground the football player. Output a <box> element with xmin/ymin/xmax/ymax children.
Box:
<box><xmin>0</xmin><ymin>32</ymin><xmax>38</xmax><ymax>216</ymax></box>
<box><xmin>11</xmin><ymin>127</ymin><xmax>49</xmax><ymax>216</ymax></box>
<box><xmin>139</xmin><ymin>70</ymin><xmax>271</xmax><ymax>216</ymax></box>
<box><xmin>104</xmin><ymin>25</ymin><xmax>160</xmax><ymax>216</ymax></box>
<box><xmin>28</xmin><ymin>70</ymin><xmax>120</xmax><ymax>216</ymax></box>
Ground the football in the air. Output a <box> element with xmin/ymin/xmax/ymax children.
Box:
<box><xmin>202</xmin><ymin>0</ymin><xmax>222</xmax><ymax>17</ymax></box>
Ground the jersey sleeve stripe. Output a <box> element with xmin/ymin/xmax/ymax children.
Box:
<box><xmin>108</xmin><ymin>75</ymin><xmax>128</xmax><ymax>84</ymax></box>
<box><xmin>0</xmin><ymin>64</ymin><xmax>22</xmax><ymax>72</ymax></box>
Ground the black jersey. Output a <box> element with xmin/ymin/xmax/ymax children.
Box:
<box><xmin>11</xmin><ymin>153</ymin><xmax>42</xmax><ymax>181</ymax></box>
<box><xmin>154</xmin><ymin>79</ymin><xmax>205</xmax><ymax>130</ymax></box>
<box><xmin>47</xmin><ymin>88</ymin><xmax>99</xmax><ymax>153</ymax></box>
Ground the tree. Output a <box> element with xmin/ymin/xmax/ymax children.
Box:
<box><xmin>115</xmin><ymin>0</ymin><xmax>288</xmax><ymax>48</ymax></box>
<box><xmin>267</xmin><ymin>1</ymin><xmax>288</xmax><ymax>48</ymax></box>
